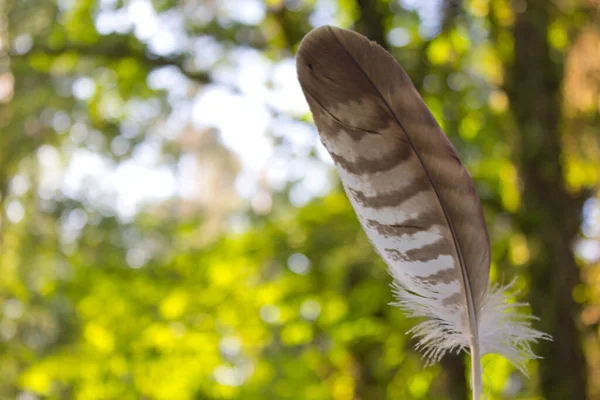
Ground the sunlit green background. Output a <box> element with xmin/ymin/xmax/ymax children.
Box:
<box><xmin>0</xmin><ymin>0</ymin><xmax>599</xmax><ymax>399</ymax></box>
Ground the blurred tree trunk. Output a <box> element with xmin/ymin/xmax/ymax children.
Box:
<box><xmin>508</xmin><ymin>1</ymin><xmax>588</xmax><ymax>398</ymax></box>
<box><xmin>355</xmin><ymin>0</ymin><xmax>388</xmax><ymax>50</ymax></box>
<box><xmin>440</xmin><ymin>355</ymin><xmax>469</xmax><ymax>400</ymax></box>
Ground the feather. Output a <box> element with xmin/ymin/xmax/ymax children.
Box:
<box><xmin>295</xmin><ymin>26</ymin><xmax>549</xmax><ymax>399</ymax></box>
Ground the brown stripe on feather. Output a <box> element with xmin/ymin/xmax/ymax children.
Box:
<box><xmin>349</xmin><ymin>178</ymin><xmax>430</xmax><ymax>209</ymax></box>
<box><xmin>384</xmin><ymin>249</ymin><xmax>445</xmax><ymax>265</ymax></box>
<box><xmin>328</xmin><ymin>140</ymin><xmax>411</xmax><ymax>174</ymax></box>
<box><xmin>386</xmin><ymin>248</ymin><xmax>419</xmax><ymax>263</ymax></box>
<box><xmin>365</xmin><ymin>213</ymin><xmax>438</xmax><ymax>236</ymax></box>
<box><xmin>310</xmin><ymin>100</ymin><xmax>386</xmax><ymax>142</ymax></box>
<box><xmin>415</xmin><ymin>267</ymin><xmax>457</xmax><ymax>286</ymax></box>
<box><xmin>404</xmin><ymin>237</ymin><xmax>453</xmax><ymax>261</ymax></box>
<box><xmin>442</xmin><ymin>292</ymin><xmax>463</xmax><ymax>307</ymax></box>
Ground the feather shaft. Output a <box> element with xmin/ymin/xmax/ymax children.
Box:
<box><xmin>471</xmin><ymin>344</ymin><xmax>482</xmax><ymax>399</ymax></box>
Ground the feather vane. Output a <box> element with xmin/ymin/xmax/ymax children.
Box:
<box><xmin>295</xmin><ymin>26</ymin><xmax>549</xmax><ymax>398</ymax></box>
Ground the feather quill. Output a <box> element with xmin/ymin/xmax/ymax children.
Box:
<box><xmin>295</xmin><ymin>26</ymin><xmax>549</xmax><ymax>399</ymax></box>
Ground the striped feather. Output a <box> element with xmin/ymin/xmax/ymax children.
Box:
<box><xmin>296</xmin><ymin>26</ymin><xmax>549</xmax><ymax>399</ymax></box>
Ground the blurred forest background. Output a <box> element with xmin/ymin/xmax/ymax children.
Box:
<box><xmin>0</xmin><ymin>0</ymin><xmax>599</xmax><ymax>399</ymax></box>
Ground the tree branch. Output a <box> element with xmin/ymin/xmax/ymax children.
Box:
<box><xmin>13</xmin><ymin>41</ymin><xmax>210</xmax><ymax>84</ymax></box>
